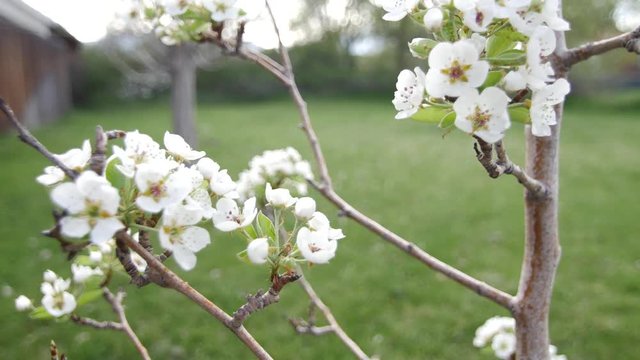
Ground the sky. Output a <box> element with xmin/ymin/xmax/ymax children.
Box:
<box><xmin>21</xmin><ymin>0</ymin><xmax>304</xmax><ymax>48</ymax></box>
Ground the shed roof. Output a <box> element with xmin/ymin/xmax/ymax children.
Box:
<box><xmin>0</xmin><ymin>0</ymin><xmax>79</xmax><ymax>45</ymax></box>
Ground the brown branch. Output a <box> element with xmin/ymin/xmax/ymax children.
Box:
<box><xmin>229</xmin><ymin>273</ymin><xmax>300</xmax><ymax>328</ymax></box>
<box><xmin>115</xmin><ymin>233</ymin><xmax>152</xmax><ymax>287</ymax></box>
<box><xmin>294</xmin><ymin>273</ymin><xmax>371</xmax><ymax>360</ymax></box>
<box><xmin>0</xmin><ymin>98</ymin><xmax>78</xmax><ymax>180</ymax></box>
<box><xmin>103</xmin><ymin>288</ymin><xmax>151</xmax><ymax>360</ymax></box>
<box><xmin>71</xmin><ymin>314</ymin><xmax>124</xmax><ymax>330</ymax></box>
<box><xmin>556</xmin><ymin>25</ymin><xmax>640</xmax><ymax>69</ymax></box>
<box><xmin>474</xmin><ymin>138</ymin><xmax>549</xmax><ymax>198</ymax></box>
<box><xmin>120</xmin><ymin>230</ymin><xmax>273</xmax><ymax>359</ymax></box>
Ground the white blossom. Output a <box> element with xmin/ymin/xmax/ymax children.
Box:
<box><xmin>36</xmin><ymin>166</ymin><xmax>66</xmax><ymax>186</ymax></box>
<box><xmin>212</xmin><ymin>197</ymin><xmax>257</xmax><ymax>232</ymax></box>
<box><xmin>308</xmin><ymin>212</ymin><xmax>345</xmax><ymax>241</ymax></box>
<box><xmin>43</xmin><ymin>270</ymin><xmax>58</xmax><ymax>283</ymax></box>
<box><xmin>203</xmin><ymin>0</ymin><xmax>239</xmax><ymax>22</ymax></box>
<box><xmin>196</xmin><ymin>157</ymin><xmax>221</xmax><ymax>180</ymax></box>
<box><xmin>265</xmin><ymin>183</ymin><xmax>297</xmax><ymax>208</ymax></box>
<box><xmin>295</xmin><ymin>197</ymin><xmax>316</xmax><ymax>220</ymax></box>
<box><xmin>382</xmin><ymin>0</ymin><xmax>419</xmax><ymax>21</ymax></box>
<box><xmin>247</xmin><ymin>237</ymin><xmax>270</xmax><ymax>264</ymax></box>
<box><xmin>461</xmin><ymin>0</ymin><xmax>496</xmax><ymax>32</ymax></box>
<box><xmin>15</xmin><ymin>295</ymin><xmax>33</xmax><ymax>311</ymax></box>
<box><xmin>425</xmin><ymin>40</ymin><xmax>489</xmax><ymax>98</ymax></box>
<box><xmin>494</xmin><ymin>0</ymin><xmax>530</xmax><ymax>19</ymax></box>
<box><xmin>530</xmin><ymin>78</ymin><xmax>570</xmax><ymax>137</ymax></box>
<box><xmin>56</xmin><ymin>139</ymin><xmax>92</xmax><ymax>172</ymax></box>
<box><xmin>89</xmin><ymin>250</ymin><xmax>103</xmax><ymax>263</ymax></box>
<box><xmin>392</xmin><ymin>67</ymin><xmax>426</xmax><ymax>119</ymax></box>
<box><xmin>508</xmin><ymin>0</ymin><xmax>570</xmax><ymax>35</ymax></box>
<box><xmin>159</xmin><ymin>203</ymin><xmax>210</xmax><ymax>271</ymax></box>
<box><xmin>210</xmin><ymin>169</ymin><xmax>237</xmax><ymax>197</ymax></box>
<box><xmin>473</xmin><ymin>316</ymin><xmax>516</xmax><ymax>347</ymax></box>
<box><xmin>453</xmin><ymin>87</ymin><xmax>511</xmax><ymax>143</ymax></box>
<box><xmin>164</xmin><ymin>131</ymin><xmax>206</xmax><ymax>161</ymax></box>
<box><xmin>502</xmin><ymin>70</ymin><xmax>528</xmax><ymax>92</ymax></box>
<box><xmin>112</xmin><ymin>130</ymin><xmax>164</xmax><ymax>177</ymax></box>
<box><xmin>135</xmin><ymin>159</ymin><xmax>190</xmax><ymax>213</ymax></box>
<box><xmin>296</xmin><ymin>227</ymin><xmax>338</xmax><ymax>264</ymax></box>
<box><xmin>71</xmin><ymin>264</ymin><xmax>103</xmax><ymax>283</ymax></box>
<box><xmin>423</xmin><ymin>7</ymin><xmax>444</xmax><ymax>31</ymax></box>
<box><xmin>160</xmin><ymin>0</ymin><xmax>189</xmax><ymax>15</ymax></box>
<box><xmin>40</xmin><ymin>274</ymin><xmax>76</xmax><ymax>317</ymax></box>
<box><xmin>51</xmin><ymin>171</ymin><xmax>124</xmax><ymax>244</ymax></box>
<box><xmin>491</xmin><ymin>332</ymin><xmax>516</xmax><ymax>359</ymax></box>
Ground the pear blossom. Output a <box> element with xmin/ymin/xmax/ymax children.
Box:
<box><xmin>177</xmin><ymin>165</ymin><xmax>215</xmax><ymax>218</ymax></box>
<box><xmin>43</xmin><ymin>270</ymin><xmax>58</xmax><ymax>283</ymax></box>
<box><xmin>494</xmin><ymin>0</ymin><xmax>530</xmax><ymax>19</ymax></box>
<box><xmin>51</xmin><ymin>171</ymin><xmax>124</xmax><ymax>244</ymax></box>
<box><xmin>382</xmin><ymin>0</ymin><xmax>419</xmax><ymax>21</ymax></box>
<box><xmin>71</xmin><ymin>264</ymin><xmax>104</xmax><ymax>283</ymax></box>
<box><xmin>112</xmin><ymin>130</ymin><xmax>164</xmax><ymax>177</ymax></box>
<box><xmin>15</xmin><ymin>295</ymin><xmax>33</xmax><ymax>311</ymax></box>
<box><xmin>308</xmin><ymin>212</ymin><xmax>345</xmax><ymax>241</ymax></box>
<box><xmin>453</xmin><ymin>87</ymin><xmax>511</xmax><ymax>143</ymax></box>
<box><xmin>502</xmin><ymin>70</ymin><xmax>528</xmax><ymax>92</ymax></box>
<box><xmin>295</xmin><ymin>197</ymin><xmax>316</xmax><ymax>220</ymax></box>
<box><xmin>296</xmin><ymin>227</ymin><xmax>338</xmax><ymax>264</ymax></box>
<box><xmin>423</xmin><ymin>7</ymin><xmax>443</xmax><ymax>31</ymax></box>
<box><xmin>508</xmin><ymin>0</ymin><xmax>570</xmax><ymax>35</ymax></box>
<box><xmin>467</xmin><ymin>33</ymin><xmax>487</xmax><ymax>54</ymax></box>
<box><xmin>40</xmin><ymin>275</ymin><xmax>76</xmax><ymax>317</ymax></box>
<box><xmin>247</xmin><ymin>237</ymin><xmax>270</xmax><ymax>264</ymax></box>
<box><xmin>530</xmin><ymin>78</ymin><xmax>570</xmax><ymax>137</ymax></box>
<box><xmin>265</xmin><ymin>183</ymin><xmax>297</xmax><ymax>208</ymax></box>
<box><xmin>210</xmin><ymin>169</ymin><xmax>237</xmax><ymax>197</ymax></box>
<box><xmin>473</xmin><ymin>316</ymin><xmax>516</xmax><ymax>347</ymax></box>
<box><xmin>135</xmin><ymin>159</ymin><xmax>191</xmax><ymax>213</ymax></box>
<box><xmin>89</xmin><ymin>250</ymin><xmax>103</xmax><ymax>263</ymax></box>
<box><xmin>203</xmin><ymin>0</ymin><xmax>239</xmax><ymax>22</ymax></box>
<box><xmin>196</xmin><ymin>157</ymin><xmax>221</xmax><ymax>180</ymax></box>
<box><xmin>461</xmin><ymin>0</ymin><xmax>496</xmax><ymax>32</ymax></box>
<box><xmin>212</xmin><ymin>197</ymin><xmax>257</xmax><ymax>232</ymax></box>
<box><xmin>159</xmin><ymin>203</ymin><xmax>210</xmax><ymax>271</ymax></box>
<box><xmin>425</xmin><ymin>41</ymin><xmax>489</xmax><ymax>98</ymax></box>
<box><xmin>161</xmin><ymin>0</ymin><xmax>189</xmax><ymax>15</ymax></box>
<box><xmin>164</xmin><ymin>131</ymin><xmax>205</xmax><ymax>161</ymax></box>
<box><xmin>491</xmin><ymin>332</ymin><xmax>516</xmax><ymax>359</ymax></box>
<box><xmin>36</xmin><ymin>166</ymin><xmax>66</xmax><ymax>186</ymax></box>
<box><xmin>392</xmin><ymin>67</ymin><xmax>425</xmax><ymax>119</ymax></box>
<box><xmin>56</xmin><ymin>139</ymin><xmax>92</xmax><ymax>171</ymax></box>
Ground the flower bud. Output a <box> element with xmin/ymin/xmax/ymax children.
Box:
<box><xmin>15</xmin><ymin>295</ymin><xmax>33</xmax><ymax>311</ymax></box>
<box><xmin>295</xmin><ymin>197</ymin><xmax>316</xmax><ymax>219</ymax></box>
<box><xmin>408</xmin><ymin>38</ymin><xmax>438</xmax><ymax>59</ymax></box>
<box><xmin>265</xmin><ymin>183</ymin><xmax>297</xmax><ymax>208</ymax></box>
<box><xmin>247</xmin><ymin>238</ymin><xmax>269</xmax><ymax>264</ymax></box>
<box><xmin>503</xmin><ymin>71</ymin><xmax>527</xmax><ymax>92</ymax></box>
<box><xmin>423</xmin><ymin>7</ymin><xmax>443</xmax><ymax>32</ymax></box>
<box><xmin>89</xmin><ymin>250</ymin><xmax>103</xmax><ymax>263</ymax></box>
<box><xmin>43</xmin><ymin>270</ymin><xmax>57</xmax><ymax>283</ymax></box>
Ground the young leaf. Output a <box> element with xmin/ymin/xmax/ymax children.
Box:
<box><xmin>105</xmin><ymin>158</ymin><xmax>126</xmax><ymax>190</ymax></box>
<box><xmin>480</xmin><ymin>71</ymin><xmax>505</xmax><ymax>90</ymax></box>
<box><xmin>486</xmin><ymin>49</ymin><xmax>526</xmax><ymax>66</ymax></box>
<box><xmin>508</xmin><ymin>106</ymin><xmax>531</xmax><ymax>124</ymax></box>
<box><xmin>77</xmin><ymin>289</ymin><xmax>104</xmax><ymax>306</ymax></box>
<box><xmin>439</xmin><ymin>111</ymin><xmax>456</xmax><ymax>128</ymax></box>
<box><xmin>29</xmin><ymin>306</ymin><xmax>54</xmax><ymax>320</ymax></box>
<box><xmin>411</xmin><ymin>106</ymin><xmax>452</xmax><ymax>124</ymax></box>
<box><xmin>236</xmin><ymin>249</ymin><xmax>252</xmax><ymax>265</ymax></box>
<box><xmin>257</xmin><ymin>212</ymin><xmax>276</xmax><ymax>241</ymax></box>
<box><xmin>486</xmin><ymin>30</ymin><xmax>517</xmax><ymax>58</ymax></box>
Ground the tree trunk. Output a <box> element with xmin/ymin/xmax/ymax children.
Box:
<box><xmin>170</xmin><ymin>44</ymin><xmax>198</xmax><ymax>147</ymax></box>
<box><xmin>513</xmin><ymin>5</ymin><xmax>568</xmax><ymax>358</ymax></box>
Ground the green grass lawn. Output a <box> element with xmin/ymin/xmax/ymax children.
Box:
<box><xmin>0</xmin><ymin>93</ymin><xmax>638</xmax><ymax>359</ymax></box>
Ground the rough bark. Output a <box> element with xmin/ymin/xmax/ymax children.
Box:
<box><xmin>170</xmin><ymin>44</ymin><xmax>198</xmax><ymax>147</ymax></box>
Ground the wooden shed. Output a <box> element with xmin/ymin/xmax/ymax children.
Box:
<box><xmin>0</xmin><ymin>0</ymin><xmax>80</xmax><ymax>132</ymax></box>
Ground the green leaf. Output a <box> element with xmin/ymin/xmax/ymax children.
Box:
<box><xmin>74</xmin><ymin>255</ymin><xmax>94</xmax><ymax>266</ymax></box>
<box><xmin>411</xmin><ymin>106</ymin><xmax>453</xmax><ymax>124</ymax></box>
<box><xmin>508</xmin><ymin>106</ymin><xmax>531</xmax><ymax>124</ymax></box>
<box><xmin>408</xmin><ymin>38</ymin><xmax>439</xmax><ymax>59</ymax></box>
<box><xmin>29</xmin><ymin>306</ymin><xmax>54</xmax><ymax>320</ymax></box>
<box><xmin>486</xmin><ymin>49</ymin><xmax>527</xmax><ymax>66</ymax></box>
<box><xmin>257</xmin><ymin>212</ymin><xmax>276</xmax><ymax>241</ymax></box>
<box><xmin>480</xmin><ymin>70</ymin><xmax>505</xmax><ymax>90</ymax></box>
<box><xmin>438</xmin><ymin>111</ymin><xmax>456</xmax><ymax>128</ymax></box>
<box><xmin>105</xmin><ymin>157</ymin><xmax>126</xmax><ymax>190</ymax></box>
<box><xmin>236</xmin><ymin>249</ymin><xmax>252</xmax><ymax>265</ymax></box>
<box><xmin>244</xmin><ymin>224</ymin><xmax>258</xmax><ymax>240</ymax></box>
<box><xmin>486</xmin><ymin>30</ymin><xmax>517</xmax><ymax>58</ymax></box>
<box><xmin>77</xmin><ymin>289</ymin><xmax>103</xmax><ymax>306</ymax></box>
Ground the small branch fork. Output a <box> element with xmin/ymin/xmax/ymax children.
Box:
<box><xmin>555</xmin><ymin>25</ymin><xmax>640</xmax><ymax>69</ymax></box>
<box><xmin>204</xmin><ymin>0</ymin><xmax>514</xmax><ymax>309</ymax></box>
<box><xmin>72</xmin><ymin>288</ymin><xmax>151</xmax><ymax>360</ymax></box>
<box><xmin>290</xmin><ymin>273</ymin><xmax>371</xmax><ymax>360</ymax></box>
<box><xmin>473</xmin><ymin>137</ymin><xmax>548</xmax><ymax>198</ymax></box>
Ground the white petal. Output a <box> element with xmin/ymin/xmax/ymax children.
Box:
<box><xmin>51</xmin><ymin>183</ymin><xmax>84</xmax><ymax>214</ymax></box>
<box><xmin>91</xmin><ymin>217</ymin><xmax>124</xmax><ymax>244</ymax></box>
<box><xmin>214</xmin><ymin>221</ymin><xmax>241</xmax><ymax>232</ymax></box>
<box><xmin>247</xmin><ymin>237</ymin><xmax>269</xmax><ymax>264</ymax></box>
<box><xmin>136</xmin><ymin>196</ymin><xmax>164</xmax><ymax>213</ymax></box>
<box><xmin>181</xmin><ymin>226</ymin><xmax>210</xmax><ymax>252</ymax></box>
<box><xmin>60</xmin><ymin>216</ymin><xmax>91</xmax><ymax>238</ymax></box>
<box><xmin>172</xmin><ymin>246</ymin><xmax>197</xmax><ymax>271</ymax></box>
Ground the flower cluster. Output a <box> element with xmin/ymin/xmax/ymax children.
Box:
<box><xmin>236</xmin><ymin>147</ymin><xmax>314</xmax><ymax>202</ymax></box>
<box><xmin>473</xmin><ymin>316</ymin><xmax>567</xmax><ymax>359</ymax></box>
<box><xmin>384</xmin><ymin>0</ymin><xmax>571</xmax><ymax>143</ymax></box>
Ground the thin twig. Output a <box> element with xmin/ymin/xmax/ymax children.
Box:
<box><xmin>473</xmin><ymin>138</ymin><xmax>548</xmax><ymax>198</ymax></box>
<box><xmin>103</xmin><ymin>288</ymin><xmax>151</xmax><ymax>360</ymax></box>
<box><xmin>0</xmin><ymin>98</ymin><xmax>77</xmax><ymax>179</ymax></box>
<box><xmin>556</xmin><ymin>25</ymin><xmax>640</xmax><ymax>69</ymax></box>
<box><xmin>294</xmin><ymin>272</ymin><xmax>371</xmax><ymax>360</ymax></box>
<box><xmin>71</xmin><ymin>314</ymin><xmax>124</xmax><ymax>330</ymax></box>
<box><xmin>120</xmin><ymin>230</ymin><xmax>273</xmax><ymax>360</ymax></box>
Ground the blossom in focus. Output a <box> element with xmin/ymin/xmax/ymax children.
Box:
<box><xmin>247</xmin><ymin>237</ymin><xmax>270</xmax><ymax>264</ymax></box>
<box><xmin>212</xmin><ymin>197</ymin><xmax>257</xmax><ymax>232</ymax></box>
<box><xmin>382</xmin><ymin>0</ymin><xmax>419</xmax><ymax>21</ymax></box>
<box><xmin>460</xmin><ymin>0</ymin><xmax>496</xmax><ymax>32</ymax></box>
<box><xmin>51</xmin><ymin>171</ymin><xmax>124</xmax><ymax>244</ymax></box>
<box><xmin>392</xmin><ymin>67</ymin><xmax>426</xmax><ymax>119</ymax></box>
<box><xmin>111</xmin><ymin>130</ymin><xmax>165</xmax><ymax>178</ymax></box>
<box><xmin>159</xmin><ymin>203</ymin><xmax>210</xmax><ymax>271</ymax></box>
<box><xmin>425</xmin><ymin>41</ymin><xmax>489</xmax><ymax>98</ymax></box>
<box><xmin>453</xmin><ymin>87</ymin><xmax>511</xmax><ymax>143</ymax></box>
<box><xmin>164</xmin><ymin>131</ymin><xmax>206</xmax><ymax>161</ymax></box>
<box><xmin>508</xmin><ymin>0</ymin><xmax>570</xmax><ymax>35</ymax></box>
<box><xmin>265</xmin><ymin>183</ymin><xmax>297</xmax><ymax>208</ymax></box>
<box><xmin>37</xmin><ymin>139</ymin><xmax>91</xmax><ymax>185</ymax></box>
<box><xmin>423</xmin><ymin>7</ymin><xmax>444</xmax><ymax>31</ymax></box>
<box><xmin>295</xmin><ymin>197</ymin><xmax>316</xmax><ymax>220</ymax></box>
<box><xmin>296</xmin><ymin>227</ymin><xmax>338</xmax><ymax>264</ymax></box>
<box><xmin>135</xmin><ymin>159</ymin><xmax>190</xmax><ymax>213</ymax></box>
<box><xmin>530</xmin><ymin>78</ymin><xmax>570</xmax><ymax>137</ymax></box>
<box><xmin>308</xmin><ymin>211</ymin><xmax>345</xmax><ymax>241</ymax></box>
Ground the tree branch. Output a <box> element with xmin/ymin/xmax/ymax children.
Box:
<box><xmin>473</xmin><ymin>138</ymin><xmax>549</xmax><ymax>198</ymax></box>
<box><xmin>119</xmin><ymin>230</ymin><xmax>274</xmax><ymax>359</ymax></box>
<box><xmin>0</xmin><ymin>98</ymin><xmax>78</xmax><ymax>179</ymax></box>
<box><xmin>71</xmin><ymin>314</ymin><xmax>124</xmax><ymax>330</ymax></box>
<box><xmin>102</xmin><ymin>288</ymin><xmax>151</xmax><ymax>360</ymax></box>
<box><xmin>556</xmin><ymin>25</ymin><xmax>640</xmax><ymax>68</ymax></box>
<box><xmin>293</xmin><ymin>272</ymin><xmax>371</xmax><ymax>360</ymax></box>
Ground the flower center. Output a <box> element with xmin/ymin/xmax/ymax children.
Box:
<box><xmin>148</xmin><ymin>182</ymin><xmax>167</xmax><ymax>200</ymax></box>
<box><xmin>441</xmin><ymin>60</ymin><xmax>471</xmax><ymax>84</ymax></box>
<box><xmin>475</xmin><ymin>11</ymin><xmax>484</xmax><ymax>26</ymax></box>
<box><xmin>466</xmin><ymin>106</ymin><xmax>492</xmax><ymax>132</ymax></box>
